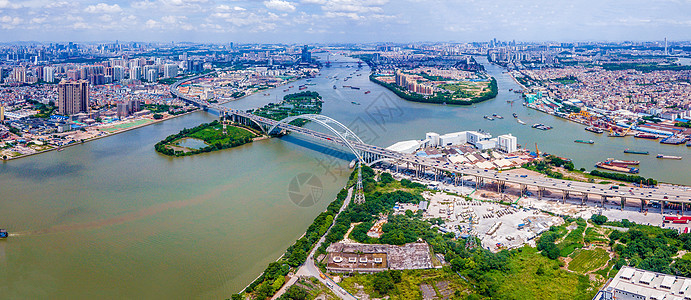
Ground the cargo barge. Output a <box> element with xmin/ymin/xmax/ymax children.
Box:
<box><xmin>585</xmin><ymin>126</ymin><xmax>604</xmax><ymax>134</ymax></box>
<box><xmin>605</xmin><ymin>159</ymin><xmax>640</xmax><ymax>166</ymax></box>
<box><xmin>657</xmin><ymin>154</ymin><xmax>683</xmax><ymax>160</ymax></box>
<box><xmin>635</xmin><ymin>132</ymin><xmax>659</xmax><ymax>140</ymax></box>
<box><xmin>660</xmin><ymin>136</ymin><xmax>687</xmax><ymax>145</ymax></box>
<box><xmin>624</xmin><ymin>149</ymin><xmax>649</xmax><ymax>155</ymax></box>
<box><xmin>574</xmin><ymin>140</ymin><xmax>594</xmax><ymax>144</ymax></box>
<box><xmin>595</xmin><ymin>162</ymin><xmax>639</xmax><ymax>174</ymax></box>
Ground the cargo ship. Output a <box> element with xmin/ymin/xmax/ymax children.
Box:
<box><xmin>657</xmin><ymin>154</ymin><xmax>683</xmax><ymax>160</ymax></box>
<box><xmin>532</xmin><ymin>123</ymin><xmax>552</xmax><ymax>130</ymax></box>
<box><xmin>605</xmin><ymin>159</ymin><xmax>640</xmax><ymax>166</ymax></box>
<box><xmin>624</xmin><ymin>149</ymin><xmax>649</xmax><ymax>155</ymax></box>
<box><xmin>350</xmin><ymin>86</ymin><xmax>361</xmax><ymax>90</ymax></box>
<box><xmin>660</xmin><ymin>136</ymin><xmax>687</xmax><ymax>145</ymax></box>
<box><xmin>595</xmin><ymin>162</ymin><xmax>639</xmax><ymax>174</ymax></box>
<box><xmin>585</xmin><ymin>126</ymin><xmax>604</xmax><ymax>134</ymax></box>
<box><xmin>574</xmin><ymin>140</ymin><xmax>594</xmax><ymax>144</ymax></box>
<box><xmin>351</xmin><ymin>101</ymin><xmax>361</xmax><ymax>105</ymax></box>
<box><xmin>634</xmin><ymin>132</ymin><xmax>659</xmax><ymax>140</ymax></box>
<box><xmin>0</xmin><ymin>229</ymin><xmax>7</xmax><ymax>239</ymax></box>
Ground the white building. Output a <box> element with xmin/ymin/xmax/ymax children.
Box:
<box><xmin>145</xmin><ymin>69</ymin><xmax>157</xmax><ymax>82</ymax></box>
<box><xmin>466</xmin><ymin>131</ymin><xmax>492</xmax><ymax>147</ymax></box>
<box><xmin>594</xmin><ymin>266</ymin><xmax>691</xmax><ymax>300</ymax></box>
<box><xmin>163</xmin><ymin>64</ymin><xmax>178</xmax><ymax>79</ymax></box>
<box><xmin>129</xmin><ymin>66</ymin><xmax>141</xmax><ymax>80</ymax></box>
<box><xmin>439</xmin><ymin>131</ymin><xmax>468</xmax><ymax>146</ymax></box>
<box><xmin>497</xmin><ymin>134</ymin><xmax>518</xmax><ymax>153</ymax></box>
<box><xmin>42</xmin><ymin>66</ymin><xmax>55</xmax><ymax>83</ymax></box>
<box><xmin>425</xmin><ymin>132</ymin><xmax>440</xmax><ymax>147</ymax></box>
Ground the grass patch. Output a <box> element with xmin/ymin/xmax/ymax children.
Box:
<box><xmin>340</xmin><ymin>268</ymin><xmax>467</xmax><ymax>300</ymax></box>
<box><xmin>569</xmin><ymin>248</ymin><xmax>610</xmax><ymax>273</ymax></box>
<box><xmin>492</xmin><ymin>247</ymin><xmax>598</xmax><ymax>300</ymax></box>
<box><xmin>558</xmin><ymin>220</ymin><xmax>586</xmax><ymax>256</ymax></box>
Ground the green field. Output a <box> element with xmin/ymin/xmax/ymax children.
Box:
<box><xmin>187</xmin><ymin>125</ymin><xmax>255</xmax><ymax>146</ymax></box>
<box><xmin>569</xmin><ymin>248</ymin><xmax>611</xmax><ymax>273</ymax></box>
<box><xmin>100</xmin><ymin>119</ymin><xmax>153</xmax><ymax>133</ymax></box>
<box><xmin>341</xmin><ymin>269</ymin><xmax>466</xmax><ymax>300</ymax></box>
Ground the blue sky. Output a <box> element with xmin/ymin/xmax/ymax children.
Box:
<box><xmin>1</xmin><ymin>0</ymin><xmax>690</xmax><ymax>43</ymax></box>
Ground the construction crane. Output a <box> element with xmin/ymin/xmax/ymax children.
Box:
<box><xmin>535</xmin><ymin>143</ymin><xmax>540</xmax><ymax>157</ymax></box>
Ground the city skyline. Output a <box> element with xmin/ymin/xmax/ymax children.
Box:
<box><xmin>1</xmin><ymin>0</ymin><xmax>691</xmax><ymax>43</ymax></box>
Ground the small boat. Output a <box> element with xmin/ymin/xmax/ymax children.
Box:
<box><xmin>333</xmin><ymin>85</ymin><xmax>337</xmax><ymax>89</ymax></box>
<box><xmin>657</xmin><ymin>154</ymin><xmax>683</xmax><ymax>160</ymax></box>
<box><xmin>517</xmin><ymin>119</ymin><xmax>526</xmax><ymax>125</ymax></box>
<box><xmin>574</xmin><ymin>140</ymin><xmax>594</xmax><ymax>144</ymax></box>
<box><xmin>492</xmin><ymin>114</ymin><xmax>504</xmax><ymax>119</ymax></box>
<box><xmin>532</xmin><ymin>123</ymin><xmax>552</xmax><ymax>130</ymax></box>
<box><xmin>0</xmin><ymin>229</ymin><xmax>7</xmax><ymax>238</ymax></box>
<box><xmin>57</xmin><ymin>147</ymin><xmax>64</xmax><ymax>152</ymax></box>
<box><xmin>687</xmin><ymin>142</ymin><xmax>691</xmax><ymax>147</ymax></box>
<box><xmin>609</xmin><ymin>132</ymin><xmax>626</xmax><ymax>137</ymax></box>
<box><xmin>512</xmin><ymin>113</ymin><xmax>518</xmax><ymax>118</ymax></box>
<box><xmin>484</xmin><ymin>115</ymin><xmax>495</xmax><ymax>121</ymax></box>
<box><xmin>349</xmin><ymin>159</ymin><xmax>357</xmax><ymax>169</ymax></box>
<box><xmin>624</xmin><ymin>149</ymin><xmax>649</xmax><ymax>155</ymax></box>
<box><xmin>351</xmin><ymin>101</ymin><xmax>361</xmax><ymax>105</ymax></box>
<box><xmin>350</xmin><ymin>86</ymin><xmax>360</xmax><ymax>90</ymax></box>
<box><xmin>364</xmin><ymin>91</ymin><xmax>371</xmax><ymax>94</ymax></box>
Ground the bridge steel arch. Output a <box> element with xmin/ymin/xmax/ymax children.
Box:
<box><xmin>224</xmin><ymin>111</ymin><xmax>269</xmax><ymax>134</ymax></box>
<box><xmin>268</xmin><ymin>114</ymin><xmax>366</xmax><ymax>163</ymax></box>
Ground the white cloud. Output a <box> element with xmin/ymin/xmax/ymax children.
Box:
<box><xmin>217</xmin><ymin>5</ymin><xmax>246</xmax><ymax>11</ymax></box>
<box><xmin>145</xmin><ymin>19</ymin><xmax>161</xmax><ymax>29</ymax></box>
<box><xmin>84</xmin><ymin>3</ymin><xmax>122</xmax><ymax>14</ymax></box>
<box><xmin>0</xmin><ymin>0</ymin><xmax>21</xmax><ymax>9</ymax></box>
<box><xmin>0</xmin><ymin>16</ymin><xmax>22</xmax><ymax>29</ymax></box>
<box><xmin>264</xmin><ymin>0</ymin><xmax>296</xmax><ymax>12</ymax></box>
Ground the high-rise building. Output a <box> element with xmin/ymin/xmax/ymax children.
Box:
<box><xmin>301</xmin><ymin>45</ymin><xmax>311</xmax><ymax>63</ymax></box>
<box><xmin>43</xmin><ymin>66</ymin><xmax>55</xmax><ymax>83</ymax></box>
<box><xmin>112</xmin><ymin>66</ymin><xmax>124</xmax><ymax>81</ymax></box>
<box><xmin>145</xmin><ymin>69</ymin><xmax>157</xmax><ymax>82</ymax></box>
<box><xmin>129</xmin><ymin>66</ymin><xmax>141</xmax><ymax>80</ymax></box>
<box><xmin>67</xmin><ymin>69</ymin><xmax>80</xmax><ymax>80</ymax></box>
<box><xmin>13</xmin><ymin>66</ymin><xmax>26</xmax><ymax>83</ymax></box>
<box><xmin>0</xmin><ymin>106</ymin><xmax>5</xmax><ymax>123</ymax></box>
<box><xmin>57</xmin><ymin>80</ymin><xmax>89</xmax><ymax>115</ymax></box>
<box><xmin>163</xmin><ymin>64</ymin><xmax>178</xmax><ymax>78</ymax></box>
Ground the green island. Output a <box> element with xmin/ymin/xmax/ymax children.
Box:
<box><xmin>370</xmin><ymin>73</ymin><xmax>498</xmax><ymax>105</ymax></box>
<box><xmin>154</xmin><ymin>120</ymin><xmax>258</xmax><ymax>156</ymax></box>
<box><xmin>248</xmin><ymin>91</ymin><xmax>323</xmax><ymax>127</ymax></box>
<box><xmin>155</xmin><ymin>91</ymin><xmax>322</xmax><ymax>157</ymax></box>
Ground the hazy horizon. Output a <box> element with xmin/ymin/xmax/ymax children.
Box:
<box><xmin>1</xmin><ymin>0</ymin><xmax>691</xmax><ymax>43</ymax></box>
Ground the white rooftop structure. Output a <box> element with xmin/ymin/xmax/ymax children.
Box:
<box><xmin>594</xmin><ymin>266</ymin><xmax>691</xmax><ymax>300</ymax></box>
<box><xmin>386</xmin><ymin>140</ymin><xmax>422</xmax><ymax>154</ymax></box>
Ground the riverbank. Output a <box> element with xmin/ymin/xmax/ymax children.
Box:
<box><xmin>1</xmin><ymin>109</ymin><xmax>200</xmax><ymax>162</ymax></box>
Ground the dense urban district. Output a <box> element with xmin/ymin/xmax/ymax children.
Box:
<box><xmin>4</xmin><ymin>40</ymin><xmax>691</xmax><ymax>300</ymax></box>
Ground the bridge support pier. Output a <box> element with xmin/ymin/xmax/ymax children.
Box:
<box><xmin>661</xmin><ymin>201</ymin><xmax>665</xmax><ymax>215</ymax></box>
<box><xmin>620</xmin><ymin>197</ymin><xmax>626</xmax><ymax>211</ymax></box>
<box><xmin>520</xmin><ymin>184</ymin><xmax>527</xmax><ymax>197</ymax></box>
<box><xmin>601</xmin><ymin>195</ymin><xmax>607</xmax><ymax>208</ymax></box>
<box><xmin>581</xmin><ymin>193</ymin><xmax>588</xmax><ymax>206</ymax></box>
<box><xmin>537</xmin><ymin>187</ymin><xmax>545</xmax><ymax>200</ymax></box>
<box><xmin>641</xmin><ymin>199</ymin><xmax>645</xmax><ymax>213</ymax></box>
<box><xmin>562</xmin><ymin>190</ymin><xmax>569</xmax><ymax>204</ymax></box>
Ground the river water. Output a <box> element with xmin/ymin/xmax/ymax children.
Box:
<box><xmin>0</xmin><ymin>54</ymin><xmax>689</xmax><ymax>299</ymax></box>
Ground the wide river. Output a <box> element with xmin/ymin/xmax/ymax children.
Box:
<box><xmin>0</xmin><ymin>54</ymin><xmax>689</xmax><ymax>299</ymax></box>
